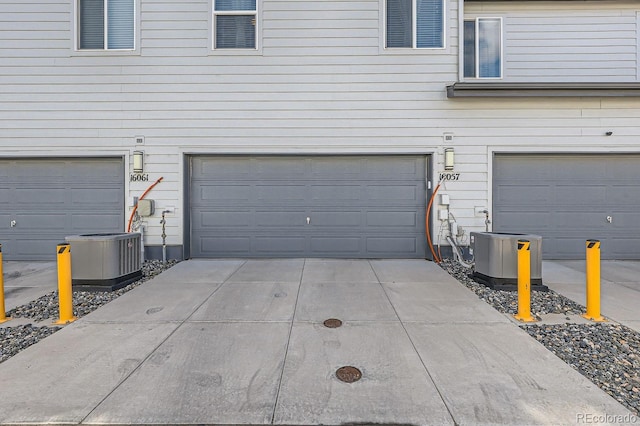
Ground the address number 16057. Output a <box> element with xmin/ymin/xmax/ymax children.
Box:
<box><xmin>439</xmin><ymin>173</ymin><xmax>460</xmax><ymax>181</ymax></box>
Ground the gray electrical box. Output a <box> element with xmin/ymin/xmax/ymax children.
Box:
<box><xmin>471</xmin><ymin>232</ymin><xmax>547</xmax><ymax>291</ymax></box>
<box><xmin>137</xmin><ymin>199</ymin><xmax>155</xmax><ymax>216</ymax></box>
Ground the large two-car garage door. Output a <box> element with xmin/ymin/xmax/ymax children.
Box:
<box><xmin>189</xmin><ymin>155</ymin><xmax>427</xmax><ymax>258</ymax></box>
<box><xmin>0</xmin><ymin>158</ymin><xmax>125</xmax><ymax>260</ymax></box>
<box><xmin>493</xmin><ymin>154</ymin><xmax>640</xmax><ymax>260</ymax></box>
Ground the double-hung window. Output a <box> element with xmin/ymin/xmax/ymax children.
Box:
<box><xmin>464</xmin><ymin>18</ymin><xmax>502</xmax><ymax>78</ymax></box>
<box><xmin>213</xmin><ymin>0</ymin><xmax>257</xmax><ymax>49</ymax></box>
<box><xmin>77</xmin><ymin>0</ymin><xmax>135</xmax><ymax>50</ymax></box>
<box><xmin>386</xmin><ymin>0</ymin><xmax>445</xmax><ymax>49</ymax></box>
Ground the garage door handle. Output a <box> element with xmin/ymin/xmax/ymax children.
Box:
<box><xmin>606</xmin><ymin>216</ymin><xmax>612</xmax><ymax>224</ymax></box>
<box><xmin>306</xmin><ymin>217</ymin><xmax>311</xmax><ymax>225</ymax></box>
<box><xmin>10</xmin><ymin>220</ymin><xmax>16</xmax><ymax>227</ymax></box>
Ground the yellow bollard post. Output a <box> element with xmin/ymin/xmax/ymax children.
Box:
<box><xmin>583</xmin><ymin>240</ymin><xmax>606</xmax><ymax>322</ymax></box>
<box><xmin>0</xmin><ymin>243</ymin><xmax>11</xmax><ymax>324</ymax></box>
<box><xmin>54</xmin><ymin>243</ymin><xmax>77</xmax><ymax>325</ymax></box>
<box><xmin>514</xmin><ymin>239</ymin><xmax>536</xmax><ymax>323</ymax></box>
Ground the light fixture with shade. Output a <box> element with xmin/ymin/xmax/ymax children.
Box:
<box><xmin>133</xmin><ymin>151</ymin><xmax>144</xmax><ymax>173</ymax></box>
<box><xmin>444</xmin><ymin>148</ymin><xmax>455</xmax><ymax>171</ymax></box>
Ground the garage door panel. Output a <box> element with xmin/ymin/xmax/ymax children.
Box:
<box><xmin>556</xmin><ymin>185</ymin><xmax>606</xmax><ymax>204</ymax></box>
<box><xmin>15</xmin><ymin>188</ymin><xmax>65</xmax><ymax>204</ymax></box>
<box><xmin>200</xmin><ymin>211</ymin><xmax>251</xmax><ymax>227</ymax></box>
<box><xmin>366</xmin><ymin>211</ymin><xmax>417</xmax><ymax>227</ymax></box>
<box><xmin>11</xmin><ymin>161</ymin><xmax>66</xmax><ymax>180</ymax></box>
<box><xmin>311</xmin><ymin>185</ymin><xmax>361</xmax><ymax>201</ymax></box>
<box><xmin>366</xmin><ymin>237</ymin><xmax>417</xmax><ymax>255</ymax></box>
<box><xmin>366</xmin><ymin>185</ymin><xmax>417</xmax><ymax>202</ymax></box>
<box><xmin>310</xmin><ymin>211</ymin><xmax>362</xmax><ymax>227</ymax></box>
<box><xmin>556</xmin><ymin>212</ymin><xmax>609</xmax><ymax>229</ymax></box>
<box><xmin>2</xmin><ymin>158</ymin><xmax>124</xmax><ymax>260</ymax></box>
<box><xmin>311</xmin><ymin>158</ymin><xmax>362</xmax><ymax>177</ymax></box>
<box><xmin>71</xmin><ymin>188</ymin><xmax>121</xmax><ymax>205</ymax></box>
<box><xmin>609</xmin><ymin>212</ymin><xmax>638</xmax><ymax>228</ymax></box>
<box><xmin>254</xmin><ymin>237</ymin><xmax>306</xmax><ymax>253</ymax></box>
<box><xmin>494</xmin><ymin>154</ymin><xmax>640</xmax><ymax>260</ymax></box>
<box><xmin>200</xmin><ymin>236</ymin><xmax>251</xmax><ymax>254</ymax></box>
<box><xmin>364</xmin><ymin>157</ymin><xmax>422</xmax><ymax>179</ymax></box>
<box><xmin>494</xmin><ymin>211</ymin><xmax>552</xmax><ymax>229</ymax></box>
<box><xmin>553</xmin><ymin>238</ymin><xmax>588</xmax><ymax>258</ymax></box>
<box><xmin>70</xmin><ymin>214</ymin><xmax>121</xmax><ymax>230</ymax></box>
<box><xmin>200</xmin><ymin>185</ymin><xmax>251</xmax><ymax>201</ymax></box>
<box><xmin>256</xmin><ymin>211</ymin><xmax>307</xmax><ymax>227</ymax></box>
<box><xmin>190</xmin><ymin>155</ymin><xmax>426</xmax><ymax>258</ymax></box>
<box><xmin>15</xmin><ymin>213</ymin><xmax>68</xmax><ymax>230</ymax></box>
<box><xmin>256</xmin><ymin>185</ymin><xmax>306</xmax><ymax>202</ymax></box>
<box><xmin>607</xmin><ymin>238</ymin><xmax>638</xmax><ymax>258</ymax></box>
<box><xmin>195</xmin><ymin>158</ymin><xmax>252</xmax><ymax>179</ymax></box>
<box><xmin>495</xmin><ymin>185</ymin><xmax>550</xmax><ymax>205</ymax></box>
<box><xmin>14</xmin><ymin>237</ymin><xmax>63</xmax><ymax>258</ymax></box>
<box><xmin>258</xmin><ymin>158</ymin><xmax>308</xmax><ymax>178</ymax></box>
<box><xmin>310</xmin><ymin>237</ymin><xmax>361</xmax><ymax>253</ymax></box>
<box><xmin>607</xmin><ymin>185</ymin><xmax>640</xmax><ymax>204</ymax></box>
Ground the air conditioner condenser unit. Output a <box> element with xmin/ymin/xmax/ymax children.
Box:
<box><xmin>470</xmin><ymin>232</ymin><xmax>548</xmax><ymax>292</ymax></box>
<box><xmin>65</xmin><ymin>233</ymin><xmax>143</xmax><ymax>292</ymax></box>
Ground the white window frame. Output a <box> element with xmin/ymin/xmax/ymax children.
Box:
<box><xmin>463</xmin><ymin>17</ymin><xmax>503</xmax><ymax>80</ymax></box>
<box><xmin>383</xmin><ymin>0</ymin><xmax>446</xmax><ymax>50</ymax></box>
<box><xmin>73</xmin><ymin>0</ymin><xmax>140</xmax><ymax>55</ymax></box>
<box><xmin>211</xmin><ymin>0</ymin><xmax>260</xmax><ymax>52</ymax></box>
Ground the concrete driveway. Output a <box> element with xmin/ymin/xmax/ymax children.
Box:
<box><xmin>543</xmin><ymin>260</ymin><xmax>640</xmax><ymax>333</ymax></box>
<box><xmin>0</xmin><ymin>258</ymin><xmax>633</xmax><ymax>425</ymax></box>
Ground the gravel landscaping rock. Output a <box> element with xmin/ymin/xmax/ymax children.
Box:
<box><xmin>8</xmin><ymin>260</ymin><xmax>178</xmax><ymax>322</ymax></box>
<box><xmin>524</xmin><ymin>323</ymin><xmax>640</xmax><ymax>415</ymax></box>
<box><xmin>0</xmin><ymin>325</ymin><xmax>60</xmax><ymax>363</ymax></box>
<box><xmin>441</xmin><ymin>258</ymin><xmax>640</xmax><ymax>416</ymax></box>
<box><xmin>1</xmin><ymin>260</ymin><xmax>178</xmax><ymax>364</ymax></box>
<box><xmin>440</xmin><ymin>259</ymin><xmax>585</xmax><ymax>317</ymax></box>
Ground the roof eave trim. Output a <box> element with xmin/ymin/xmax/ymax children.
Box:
<box><xmin>447</xmin><ymin>82</ymin><xmax>640</xmax><ymax>98</ymax></box>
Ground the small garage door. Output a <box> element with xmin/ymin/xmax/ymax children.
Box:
<box><xmin>493</xmin><ymin>154</ymin><xmax>640</xmax><ymax>260</ymax></box>
<box><xmin>189</xmin><ymin>155</ymin><xmax>427</xmax><ymax>258</ymax></box>
<box><xmin>0</xmin><ymin>158</ymin><xmax>125</xmax><ymax>260</ymax></box>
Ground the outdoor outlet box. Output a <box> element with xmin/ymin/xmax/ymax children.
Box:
<box><xmin>439</xmin><ymin>209</ymin><xmax>448</xmax><ymax>221</ymax></box>
<box><xmin>137</xmin><ymin>199</ymin><xmax>155</xmax><ymax>217</ymax></box>
<box><xmin>440</xmin><ymin>194</ymin><xmax>450</xmax><ymax>205</ymax></box>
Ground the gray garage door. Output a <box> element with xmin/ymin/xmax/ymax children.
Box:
<box><xmin>493</xmin><ymin>154</ymin><xmax>640</xmax><ymax>260</ymax></box>
<box><xmin>190</xmin><ymin>155</ymin><xmax>427</xmax><ymax>258</ymax></box>
<box><xmin>0</xmin><ymin>158</ymin><xmax>125</xmax><ymax>260</ymax></box>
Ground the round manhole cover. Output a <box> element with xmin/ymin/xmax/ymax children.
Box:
<box><xmin>323</xmin><ymin>318</ymin><xmax>343</xmax><ymax>328</ymax></box>
<box><xmin>336</xmin><ymin>366</ymin><xmax>362</xmax><ymax>383</ymax></box>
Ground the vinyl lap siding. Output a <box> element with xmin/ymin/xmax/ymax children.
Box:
<box><xmin>465</xmin><ymin>2</ymin><xmax>640</xmax><ymax>83</ymax></box>
<box><xmin>2</xmin><ymin>0</ymin><xmax>640</xmax><ymax>253</ymax></box>
<box><xmin>0</xmin><ymin>0</ymin><xmax>460</xmax><ymax>248</ymax></box>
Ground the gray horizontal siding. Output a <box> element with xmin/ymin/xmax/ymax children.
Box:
<box><xmin>466</xmin><ymin>3</ymin><xmax>639</xmax><ymax>82</ymax></box>
<box><xmin>2</xmin><ymin>0</ymin><xmax>640</xmax><ymax>248</ymax></box>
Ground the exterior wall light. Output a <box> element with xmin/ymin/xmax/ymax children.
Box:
<box><xmin>133</xmin><ymin>151</ymin><xmax>144</xmax><ymax>173</ymax></box>
<box><xmin>444</xmin><ymin>148</ymin><xmax>455</xmax><ymax>171</ymax></box>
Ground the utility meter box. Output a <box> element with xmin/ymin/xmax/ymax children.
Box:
<box><xmin>471</xmin><ymin>232</ymin><xmax>547</xmax><ymax>291</ymax></box>
<box><xmin>137</xmin><ymin>199</ymin><xmax>155</xmax><ymax>217</ymax></box>
<box><xmin>65</xmin><ymin>233</ymin><xmax>143</xmax><ymax>292</ymax></box>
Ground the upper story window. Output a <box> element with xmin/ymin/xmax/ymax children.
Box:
<box><xmin>77</xmin><ymin>0</ymin><xmax>135</xmax><ymax>50</ymax></box>
<box><xmin>386</xmin><ymin>0</ymin><xmax>445</xmax><ymax>49</ymax></box>
<box><xmin>464</xmin><ymin>18</ymin><xmax>502</xmax><ymax>78</ymax></box>
<box><xmin>213</xmin><ymin>0</ymin><xmax>257</xmax><ymax>49</ymax></box>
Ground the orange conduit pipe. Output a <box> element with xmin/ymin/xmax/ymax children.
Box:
<box><xmin>127</xmin><ymin>177</ymin><xmax>164</xmax><ymax>232</ymax></box>
<box><xmin>426</xmin><ymin>180</ymin><xmax>443</xmax><ymax>263</ymax></box>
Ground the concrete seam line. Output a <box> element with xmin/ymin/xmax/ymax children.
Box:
<box><xmin>270</xmin><ymin>258</ymin><xmax>305</xmax><ymax>424</ymax></box>
<box><xmin>369</xmin><ymin>260</ymin><xmax>460</xmax><ymax>426</ymax></box>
